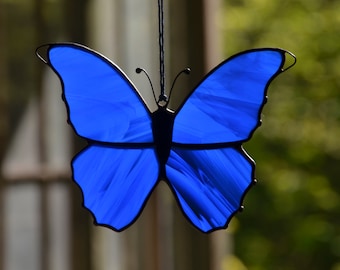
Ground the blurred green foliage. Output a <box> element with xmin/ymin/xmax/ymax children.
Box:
<box><xmin>222</xmin><ymin>0</ymin><xmax>340</xmax><ymax>269</ymax></box>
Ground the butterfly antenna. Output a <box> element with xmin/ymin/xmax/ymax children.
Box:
<box><xmin>136</xmin><ymin>68</ymin><xmax>158</xmax><ymax>104</ymax></box>
<box><xmin>168</xmin><ymin>68</ymin><xmax>191</xmax><ymax>102</ymax></box>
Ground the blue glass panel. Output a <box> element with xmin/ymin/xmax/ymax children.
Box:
<box><xmin>166</xmin><ymin>147</ymin><xmax>254</xmax><ymax>232</ymax></box>
<box><xmin>72</xmin><ymin>145</ymin><xmax>159</xmax><ymax>231</ymax></box>
<box><xmin>172</xmin><ymin>49</ymin><xmax>284</xmax><ymax>144</ymax></box>
<box><xmin>47</xmin><ymin>44</ymin><xmax>153</xmax><ymax>143</ymax></box>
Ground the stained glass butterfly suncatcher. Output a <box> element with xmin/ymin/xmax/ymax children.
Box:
<box><xmin>36</xmin><ymin>43</ymin><xmax>295</xmax><ymax>233</ymax></box>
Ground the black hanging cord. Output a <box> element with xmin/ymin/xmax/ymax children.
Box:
<box><xmin>158</xmin><ymin>0</ymin><xmax>166</xmax><ymax>103</ymax></box>
<box><xmin>136</xmin><ymin>0</ymin><xmax>191</xmax><ymax>106</ymax></box>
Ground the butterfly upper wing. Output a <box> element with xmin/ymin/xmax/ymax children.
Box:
<box><xmin>46</xmin><ymin>43</ymin><xmax>153</xmax><ymax>143</ymax></box>
<box><xmin>167</xmin><ymin>49</ymin><xmax>291</xmax><ymax>232</ymax></box>
<box><xmin>43</xmin><ymin>43</ymin><xmax>159</xmax><ymax>230</ymax></box>
<box><xmin>172</xmin><ymin>48</ymin><xmax>287</xmax><ymax>144</ymax></box>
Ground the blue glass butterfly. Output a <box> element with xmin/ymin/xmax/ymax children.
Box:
<box><xmin>37</xmin><ymin>43</ymin><xmax>295</xmax><ymax>233</ymax></box>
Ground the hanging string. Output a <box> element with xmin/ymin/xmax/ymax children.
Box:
<box><xmin>158</xmin><ymin>0</ymin><xmax>166</xmax><ymax>103</ymax></box>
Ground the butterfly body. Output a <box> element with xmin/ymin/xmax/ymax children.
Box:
<box><xmin>37</xmin><ymin>43</ymin><xmax>295</xmax><ymax>232</ymax></box>
<box><xmin>152</xmin><ymin>106</ymin><xmax>175</xmax><ymax>177</ymax></box>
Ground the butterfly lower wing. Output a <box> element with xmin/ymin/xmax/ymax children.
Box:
<box><xmin>172</xmin><ymin>48</ymin><xmax>289</xmax><ymax>144</ymax></box>
<box><xmin>166</xmin><ymin>147</ymin><xmax>254</xmax><ymax>233</ymax></box>
<box><xmin>73</xmin><ymin>144</ymin><xmax>159</xmax><ymax>231</ymax></box>
<box><xmin>45</xmin><ymin>43</ymin><xmax>153</xmax><ymax>143</ymax></box>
